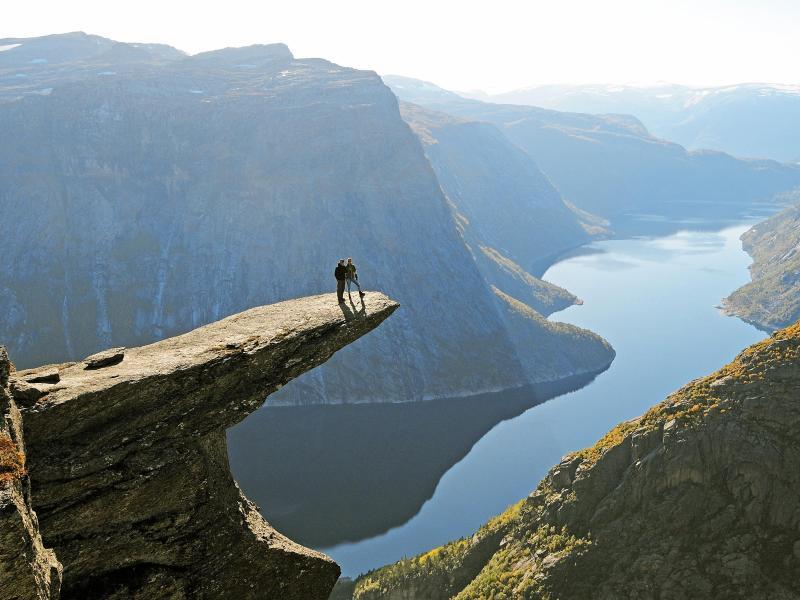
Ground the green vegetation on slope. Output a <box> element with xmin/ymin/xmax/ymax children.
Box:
<box><xmin>724</xmin><ymin>191</ymin><xmax>800</xmax><ymax>330</ymax></box>
<box><xmin>349</xmin><ymin>322</ymin><xmax>800</xmax><ymax>599</ymax></box>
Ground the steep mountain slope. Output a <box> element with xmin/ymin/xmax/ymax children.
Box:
<box><xmin>399</xmin><ymin>102</ymin><xmax>595</xmax><ymax>312</ymax></box>
<box><xmin>488</xmin><ymin>83</ymin><xmax>800</xmax><ymax>162</ymax></box>
<box><xmin>385</xmin><ymin>76</ymin><xmax>800</xmax><ymax>222</ymax></box>
<box><xmin>394</xmin><ymin>101</ymin><xmax>613</xmax><ymax>379</ymax></box>
<box><xmin>724</xmin><ymin>192</ymin><xmax>800</xmax><ymax>330</ymax></box>
<box><xmin>345</xmin><ymin>322</ymin><xmax>800</xmax><ymax>599</ymax></box>
<box><xmin>0</xmin><ymin>34</ymin><xmax>613</xmax><ymax>404</ymax></box>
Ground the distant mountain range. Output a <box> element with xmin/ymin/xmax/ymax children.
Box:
<box><xmin>472</xmin><ymin>82</ymin><xmax>800</xmax><ymax>163</ymax></box>
<box><xmin>0</xmin><ymin>32</ymin><xmax>613</xmax><ymax>404</ymax></box>
<box><xmin>385</xmin><ymin>76</ymin><xmax>800</xmax><ymax>223</ymax></box>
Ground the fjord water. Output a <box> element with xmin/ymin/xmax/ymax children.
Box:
<box><xmin>229</xmin><ymin>223</ymin><xmax>764</xmax><ymax>577</ymax></box>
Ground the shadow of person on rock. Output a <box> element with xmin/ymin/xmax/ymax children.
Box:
<box><xmin>338</xmin><ymin>292</ymin><xmax>367</xmax><ymax>321</ymax></box>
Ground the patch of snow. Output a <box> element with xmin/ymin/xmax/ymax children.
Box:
<box><xmin>235</xmin><ymin>63</ymin><xmax>257</xmax><ymax>69</ymax></box>
<box><xmin>0</xmin><ymin>43</ymin><xmax>21</xmax><ymax>52</ymax></box>
<box><xmin>14</xmin><ymin>73</ymin><xmax>28</xmax><ymax>78</ymax></box>
<box><xmin>189</xmin><ymin>89</ymin><xmax>204</xmax><ymax>94</ymax></box>
<box><xmin>29</xmin><ymin>58</ymin><xmax>47</xmax><ymax>64</ymax></box>
<box><xmin>96</xmin><ymin>71</ymin><xmax>117</xmax><ymax>76</ymax></box>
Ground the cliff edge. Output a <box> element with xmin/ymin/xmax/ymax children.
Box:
<box><xmin>347</xmin><ymin>320</ymin><xmax>800</xmax><ymax>599</ymax></box>
<box><xmin>3</xmin><ymin>292</ymin><xmax>397</xmax><ymax>599</ymax></box>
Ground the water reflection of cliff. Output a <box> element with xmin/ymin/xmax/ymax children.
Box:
<box><xmin>227</xmin><ymin>372</ymin><xmax>600</xmax><ymax>548</ymax></box>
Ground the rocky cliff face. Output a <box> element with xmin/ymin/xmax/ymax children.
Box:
<box><xmin>346</xmin><ymin>321</ymin><xmax>800</xmax><ymax>599</ymax></box>
<box><xmin>394</xmin><ymin>102</ymin><xmax>614</xmax><ymax>382</ymax></box>
<box><xmin>0</xmin><ymin>347</ymin><xmax>62</xmax><ymax>600</ymax></box>
<box><xmin>0</xmin><ymin>34</ymin><xmax>611</xmax><ymax>405</ymax></box>
<box><xmin>724</xmin><ymin>195</ymin><xmax>800</xmax><ymax>331</ymax></box>
<box><xmin>386</xmin><ymin>76</ymin><xmax>800</xmax><ymax>223</ymax></box>
<box><xmin>5</xmin><ymin>293</ymin><xmax>397</xmax><ymax>599</ymax></box>
<box><xmin>399</xmin><ymin>102</ymin><xmax>595</xmax><ymax>314</ymax></box>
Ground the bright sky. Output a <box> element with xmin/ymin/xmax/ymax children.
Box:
<box><xmin>3</xmin><ymin>0</ymin><xmax>799</xmax><ymax>93</ymax></box>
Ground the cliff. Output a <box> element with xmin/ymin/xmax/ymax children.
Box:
<box><xmin>393</xmin><ymin>101</ymin><xmax>615</xmax><ymax>383</ymax></box>
<box><xmin>0</xmin><ymin>33</ymin><xmax>611</xmax><ymax>405</ymax></box>
<box><xmin>399</xmin><ymin>102</ymin><xmax>594</xmax><ymax>313</ymax></box>
<box><xmin>724</xmin><ymin>196</ymin><xmax>800</xmax><ymax>331</ymax></box>
<box><xmin>0</xmin><ymin>347</ymin><xmax>62</xmax><ymax>599</ymax></box>
<box><xmin>3</xmin><ymin>293</ymin><xmax>397</xmax><ymax>599</ymax></box>
<box><xmin>346</xmin><ymin>320</ymin><xmax>800</xmax><ymax>599</ymax></box>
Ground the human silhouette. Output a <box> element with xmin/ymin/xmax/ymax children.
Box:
<box><xmin>335</xmin><ymin>259</ymin><xmax>347</xmax><ymax>303</ymax></box>
<box><xmin>345</xmin><ymin>257</ymin><xmax>366</xmax><ymax>299</ymax></box>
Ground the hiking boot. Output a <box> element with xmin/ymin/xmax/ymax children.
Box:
<box><xmin>359</xmin><ymin>291</ymin><xmax>366</xmax><ymax>297</ymax></box>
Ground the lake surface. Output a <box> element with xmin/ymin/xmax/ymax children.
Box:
<box><xmin>228</xmin><ymin>223</ymin><xmax>764</xmax><ymax>577</ymax></box>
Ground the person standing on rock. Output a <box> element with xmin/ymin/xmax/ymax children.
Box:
<box><xmin>345</xmin><ymin>257</ymin><xmax>366</xmax><ymax>299</ymax></box>
<box><xmin>335</xmin><ymin>259</ymin><xmax>347</xmax><ymax>303</ymax></box>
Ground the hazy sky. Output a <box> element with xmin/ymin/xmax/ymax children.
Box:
<box><xmin>4</xmin><ymin>0</ymin><xmax>799</xmax><ymax>93</ymax></box>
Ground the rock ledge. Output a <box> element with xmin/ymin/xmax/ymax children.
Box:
<box><xmin>8</xmin><ymin>292</ymin><xmax>397</xmax><ymax>599</ymax></box>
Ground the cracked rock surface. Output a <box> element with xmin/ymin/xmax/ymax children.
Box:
<box><xmin>9</xmin><ymin>292</ymin><xmax>397</xmax><ymax>599</ymax></box>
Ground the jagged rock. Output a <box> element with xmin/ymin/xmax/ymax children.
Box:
<box><xmin>83</xmin><ymin>347</ymin><xmax>126</xmax><ymax>369</ymax></box>
<box><xmin>0</xmin><ymin>346</ymin><xmax>62</xmax><ymax>599</ymax></box>
<box><xmin>8</xmin><ymin>293</ymin><xmax>397</xmax><ymax>599</ymax></box>
<box><xmin>350</xmin><ymin>322</ymin><xmax>800</xmax><ymax>599</ymax></box>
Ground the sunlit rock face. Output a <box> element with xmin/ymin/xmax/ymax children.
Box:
<box><xmin>0</xmin><ymin>346</ymin><xmax>62</xmax><ymax>600</ymax></box>
<box><xmin>10</xmin><ymin>293</ymin><xmax>397</xmax><ymax>599</ymax></box>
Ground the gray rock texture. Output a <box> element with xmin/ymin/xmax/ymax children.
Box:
<box><xmin>8</xmin><ymin>293</ymin><xmax>397</xmax><ymax>599</ymax></box>
<box><xmin>349</xmin><ymin>322</ymin><xmax>800</xmax><ymax>599</ymax></box>
<box><xmin>0</xmin><ymin>346</ymin><xmax>62</xmax><ymax>600</ymax></box>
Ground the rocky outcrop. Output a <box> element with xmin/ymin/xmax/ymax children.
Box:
<box><xmin>0</xmin><ymin>347</ymin><xmax>62</xmax><ymax>599</ymax></box>
<box><xmin>724</xmin><ymin>196</ymin><xmax>800</xmax><ymax>331</ymax></box>
<box><xmin>6</xmin><ymin>293</ymin><xmax>397</xmax><ymax>599</ymax></box>
<box><xmin>349</xmin><ymin>321</ymin><xmax>800</xmax><ymax>599</ymax></box>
